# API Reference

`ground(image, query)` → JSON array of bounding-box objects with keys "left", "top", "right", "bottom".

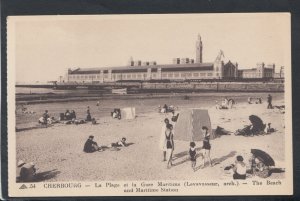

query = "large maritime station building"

[{"left": 65, "top": 35, "right": 276, "bottom": 83}]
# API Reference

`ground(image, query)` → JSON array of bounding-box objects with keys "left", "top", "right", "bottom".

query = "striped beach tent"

[{"left": 174, "top": 109, "right": 214, "bottom": 141}]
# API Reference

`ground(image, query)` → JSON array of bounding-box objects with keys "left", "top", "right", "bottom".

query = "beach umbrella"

[
  {"left": 251, "top": 149, "right": 275, "bottom": 166},
  {"left": 249, "top": 115, "right": 265, "bottom": 130}
]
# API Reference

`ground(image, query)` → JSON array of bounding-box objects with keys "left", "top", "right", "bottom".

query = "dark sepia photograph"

[{"left": 7, "top": 13, "right": 292, "bottom": 196}]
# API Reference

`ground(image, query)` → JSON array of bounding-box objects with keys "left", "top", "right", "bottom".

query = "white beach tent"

[{"left": 121, "top": 107, "right": 136, "bottom": 119}]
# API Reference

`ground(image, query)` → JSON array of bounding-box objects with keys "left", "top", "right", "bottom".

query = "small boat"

[{"left": 112, "top": 88, "right": 127, "bottom": 95}]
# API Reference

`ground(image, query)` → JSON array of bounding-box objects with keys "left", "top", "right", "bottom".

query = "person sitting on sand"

[
  {"left": 83, "top": 135, "right": 102, "bottom": 153},
  {"left": 248, "top": 97, "right": 252, "bottom": 104},
  {"left": 265, "top": 123, "right": 275, "bottom": 134},
  {"left": 65, "top": 110, "right": 71, "bottom": 120},
  {"left": 232, "top": 155, "right": 247, "bottom": 180},
  {"left": 16, "top": 160, "right": 37, "bottom": 182},
  {"left": 111, "top": 137, "right": 127, "bottom": 147},
  {"left": 256, "top": 98, "right": 262, "bottom": 104},
  {"left": 70, "top": 110, "right": 76, "bottom": 120},
  {"left": 163, "top": 104, "right": 168, "bottom": 113},
  {"left": 42, "top": 110, "right": 49, "bottom": 124},
  {"left": 112, "top": 109, "right": 121, "bottom": 119},
  {"left": 189, "top": 142, "right": 197, "bottom": 171}
]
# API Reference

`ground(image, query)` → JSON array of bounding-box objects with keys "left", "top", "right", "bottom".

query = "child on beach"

[
  {"left": 200, "top": 126, "right": 212, "bottom": 168},
  {"left": 189, "top": 142, "right": 197, "bottom": 171}
]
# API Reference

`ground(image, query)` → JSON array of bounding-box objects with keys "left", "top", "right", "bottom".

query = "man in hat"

[
  {"left": 83, "top": 135, "right": 102, "bottom": 153},
  {"left": 17, "top": 160, "right": 37, "bottom": 182}
]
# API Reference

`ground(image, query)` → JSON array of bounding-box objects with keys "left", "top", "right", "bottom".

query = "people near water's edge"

[
  {"left": 216, "top": 97, "right": 234, "bottom": 109},
  {"left": 111, "top": 137, "right": 127, "bottom": 147},
  {"left": 267, "top": 94, "right": 273, "bottom": 109},
  {"left": 86, "top": 106, "right": 92, "bottom": 121},
  {"left": 200, "top": 126, "right": 212, "bottom": 168},
  {"left": 83, "top": 135, "right": 102, "bottom": 153},
  {"left": 17, "top": 160, "right": 37, "bottom": 182},
  {"left": 163, "top": 104, "right": 168, "bottom": 113},
  {"left": 232, "top": 155, "right": 247, "bottom": 180},
  {"left": 41, "top": 110, "right": 49, "bottom": 125},
  {"left": 165, "top": 123, "right": 174, "bottom": 169},
  {"left": 248, "top": 97, "right": 262, "bottom": 104},
  {"left": 189, "top": 142, "right": 197, "bottom": 171},
  {"left": 112, "top": 109, "right": 121, "bottom": 119},
  {"left": 65, "top": 110, "right": 71, "bottom": 120},
  {"left": 160, "top": 118, "right": 169, "bottom": 161},
  {"left": 70, "top": 110, "right": 76, "bottom": 120}
]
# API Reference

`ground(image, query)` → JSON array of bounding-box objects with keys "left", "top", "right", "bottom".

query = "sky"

[{"left": 8, "top": 13, "right": 290, "bottom": 83}]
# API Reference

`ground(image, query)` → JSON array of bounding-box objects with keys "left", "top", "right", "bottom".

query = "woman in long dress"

[{"left": 159, "top": 118, "right": 169, "bottom": 161}]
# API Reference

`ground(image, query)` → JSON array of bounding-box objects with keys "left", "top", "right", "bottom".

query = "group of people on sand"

[
  {"left": 158, "top": 104, "right": 176, "bottom": 113},
  {"left": 215, "top": 97, "right": 235, "bottom": 109},
  {"left": 248, "top": 94, "right": 272, "bottom": 108},
  {"left": 160, "top": 118, "right": 212, "bottom": 170},
  {"left": 38, "top": 110, "right": 59, "bottom": 126},
  {"left": 62, "top": 109, "right": 76, "bottom": 120},
  {"left": 38, "top": 106, "right": 97, "bottom": 127},
  {"left": 83, "top": 135, "right": 127, "bottom": 153},
  {"left": 235, "top": 115, "right": 275, "bottom": 137}
]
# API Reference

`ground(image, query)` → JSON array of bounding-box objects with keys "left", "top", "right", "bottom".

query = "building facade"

[
  {"left": 64, "top": 36, "right": 276, "bottom": 83},
  {"left": 238, "top": 63, "right": 275, "bottom": 79}
]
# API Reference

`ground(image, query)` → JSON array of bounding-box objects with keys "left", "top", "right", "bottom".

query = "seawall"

[{"left": 140, "top": 82, "right": 284, "bottom": 92}]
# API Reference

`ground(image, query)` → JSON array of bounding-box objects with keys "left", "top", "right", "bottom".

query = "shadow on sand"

[
  {"left": 101, "top": 142, "right": 135, "bottom": 151},
  {"left": 172, "top": 150, "right": 237, "bottom": 168},
  {"left": 35, "top": 169, "right": 61, "bottom": 182},
  {"left": 211, "top": 151, "right": 237, "bottom": 165},
  {"left": 16, "top": 169, "right": 61, "bottom": 183},
  {"left": 16, "top": 124, "right": 53, "bottom": 132},
  {"left": 172, "top": 148, "right": 202, "bottom": 167},
  {"left": 269, "top": 168, "right": 285, "bottom": 175}
]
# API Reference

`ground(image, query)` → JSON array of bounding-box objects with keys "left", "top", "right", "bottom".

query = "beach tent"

[
  {"left": 121, "top": 107, "right": 136, "bottom": 119},
  {"left": 174, "top": 109, "right": 214, "bottom": 141}
]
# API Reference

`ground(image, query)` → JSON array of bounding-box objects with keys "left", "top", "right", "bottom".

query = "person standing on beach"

[
  {"left": 160, "top": 118, "right": 169, "bottom": 161},
  {"left": 267, "top": 94, "right": 273, "bottom": 109},
  {"left": 200, "top": 126, "right": 212, "bottom": 168},
  {"left": 189, "top": 142, "right": 197, "bottom": 171},
  {"left": 42, "top": 110, "right": 50, "bottom": 126},
  {"left": 86, "top": 106, "right": 92, "bottom": 121},
  {"left": 165, "top": 123, "right": 174, "bottom": 169}
]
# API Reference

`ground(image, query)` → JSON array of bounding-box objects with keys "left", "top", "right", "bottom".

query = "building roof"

[{"left": 69, "top": 62, "right": 214, "bottom": 74}]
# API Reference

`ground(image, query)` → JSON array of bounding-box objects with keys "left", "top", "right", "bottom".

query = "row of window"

[{"left": 68, "top": 72, "right": 216, "bottom": 80}]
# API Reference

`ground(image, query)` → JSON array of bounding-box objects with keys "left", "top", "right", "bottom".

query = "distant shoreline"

[{"left": 16, "top": 91, "right": 284, "bottom": 105}]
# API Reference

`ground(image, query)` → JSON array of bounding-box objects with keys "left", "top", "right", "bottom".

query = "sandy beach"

[{"left": 16, "top": 93, "right": 285, "bottom": 181}]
